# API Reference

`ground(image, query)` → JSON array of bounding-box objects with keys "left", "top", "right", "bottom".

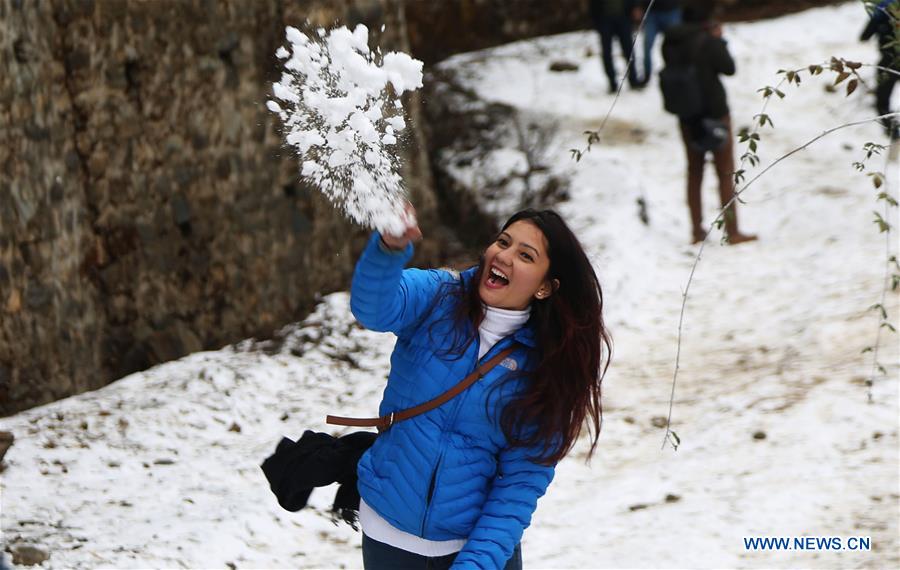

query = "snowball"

[
  {"left": 268, "top": 24, "right": 424, "bottom": 233},
  {"left": 272, "top": 82, "right": 299, "bottom": 103},
  {"left": 386, "top": 116, "right": 405, "bottom": 131},
  {"left": 286, "top": 129, "right": 325, "bottom": 152},
  {"left": 382, "top": 52, "right": 423, "bottom": 94},
  {"left": 286, "top": 26, "right": 305, "bottom": 46}
]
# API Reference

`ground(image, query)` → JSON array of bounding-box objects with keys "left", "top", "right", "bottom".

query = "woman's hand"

[{"left": 381, "top": 203, "right": 422, "bottom": 250}]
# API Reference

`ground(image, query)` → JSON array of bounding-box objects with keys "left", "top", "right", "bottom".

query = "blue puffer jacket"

[{"left": 350, "top": 232, "right": 556, "bottom": 570}]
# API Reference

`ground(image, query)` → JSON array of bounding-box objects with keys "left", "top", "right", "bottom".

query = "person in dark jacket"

[
  {"left": 663, "top": 1, "right": 757, "bottom": 244},
  {"left": 636, "top": 0, "right": 682, "bottom": 84},
  {"left": 590, "top": 0, "right": 643, "bottom": 92},
  {"left": 351, "top": 208, "right": 612, "bottom": 569},
  {"left": 860, "top": 0, "right": 900, "bottom": 139}
]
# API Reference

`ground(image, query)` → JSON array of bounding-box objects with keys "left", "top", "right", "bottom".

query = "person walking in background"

[
  {"left": 662, "top": 0, "right": 757, "bottom": 244},
  {"left": 636, "top": 0, "right": 682, "bottom": 85},
  {"left": 590, "top": 0, "right": 643, "bottom": 93},
  {"left": 860, "top": 0, "right": 900, "bottom": 140}
]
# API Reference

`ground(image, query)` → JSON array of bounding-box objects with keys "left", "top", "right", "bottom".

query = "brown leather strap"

[{"left": 326, "top": 346, "right": 518, "bottom": 433}]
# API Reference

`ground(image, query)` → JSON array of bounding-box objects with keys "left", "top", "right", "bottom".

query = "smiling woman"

[
  {"left": 480, "top": 221, "right": 558, "bottom": 311},
  {"left": 351, "top": 206, "right": 612, "bottom": 569}
]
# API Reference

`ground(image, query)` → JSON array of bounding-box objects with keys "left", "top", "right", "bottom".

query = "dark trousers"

[
  {"left": 362, "top": 533, "right": 523, "bottom": 570},
  {"left": 595, "top": 16, "right": 640, "bottom": 89},
  {"left": 679, "top": 115, "right": 740, "bottom": 238},
  {"left": 876, "top": 57, "right": 898, "bottom": 136}
]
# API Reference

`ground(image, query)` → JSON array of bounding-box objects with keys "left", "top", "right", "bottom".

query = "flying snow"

[{"left": 268, "top": 24, "right": 424, "bottom": 236}]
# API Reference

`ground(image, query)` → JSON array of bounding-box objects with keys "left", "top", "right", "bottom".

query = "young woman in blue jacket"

[{"left": 350, "top": 208, "right": 612, "bottom": 569}]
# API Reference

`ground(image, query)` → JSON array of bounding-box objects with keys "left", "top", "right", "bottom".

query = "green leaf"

[
  {"left": 845, "top": 60, "right": 863, "bottom": 70},
  {"left": 830, "top": 57, "right": 844, "bottom": 72},
  {"left": 864, "top": 142, "right": 886, "bottom": 158},
  {"left": 835, "top": 71, "right": 851, "bottom": 85},
  {"left": 874, "top": 211, "right": 891, "bottom": 232},
  {"left": 774, "top": 89, "right": 786, "bottom": 99},
  {"left": 861, "top": 346, "right": 874, "bottom": 354},
  {"left": 847, "top": 79, "right": 859, "bottom": 96},
  {"left": 877, "top": 363, "right": 887, "bottom": 375},
  {"left": 891, "top": 274, "right": 900, "bottom": 291},
  {"left": 749, "top": 139, "right": 758, "bottom": 152},
  {"left": 870, "top": 303, "right": 888, "bottom": 319},
  {"left": 870, "top": 172, "right": 885, "bottom": 189},
  {"left": 808, "top": 64, "right": 823, "bottom": 75},
  {"left": 877, "top": 192, "right": 899, "bottom": 207},
  {"left": 881, "top": 322, "right": 897, "bottom": 332}
]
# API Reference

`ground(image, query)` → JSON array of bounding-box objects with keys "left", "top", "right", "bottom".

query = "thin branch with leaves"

[{"left": 661, "top": 60, "right": 900, "bottom": 450}]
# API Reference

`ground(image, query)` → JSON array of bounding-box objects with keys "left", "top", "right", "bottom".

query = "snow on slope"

[{"left": 1, "top": 2, "right": 897, "bottom": 568}]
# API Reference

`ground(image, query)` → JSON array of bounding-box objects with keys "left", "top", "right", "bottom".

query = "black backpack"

[{"left": 659, "top": 29, "right": 705, "bottom": 119}]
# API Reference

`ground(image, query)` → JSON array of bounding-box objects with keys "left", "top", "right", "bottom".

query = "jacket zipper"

[
  {"left": 420, "top": 454, "right": 443, "bottom": 535},
  {"left": 419, "top": 335, "right": 515, "bottom": 537}
]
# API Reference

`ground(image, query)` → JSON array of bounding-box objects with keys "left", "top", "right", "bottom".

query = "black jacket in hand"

[{"left": 260, "top": 430, "right": 377, "bottom": 528}]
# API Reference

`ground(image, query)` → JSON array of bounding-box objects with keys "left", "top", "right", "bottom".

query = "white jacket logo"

[{"left": 500, "top": 357, "right": 518, "bottom": 371}]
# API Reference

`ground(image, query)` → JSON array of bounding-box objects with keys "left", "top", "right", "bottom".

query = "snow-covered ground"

[{"left": 2, "top": 2, "right": 898, "bottom": 568}]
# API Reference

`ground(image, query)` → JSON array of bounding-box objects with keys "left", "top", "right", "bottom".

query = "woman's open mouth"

[{"left": 485, "top": 266, "right": 510, "bottom": 289}]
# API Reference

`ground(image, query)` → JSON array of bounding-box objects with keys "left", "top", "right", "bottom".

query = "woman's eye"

[
  {"left": 497, "top": 238, "right": 508, "bottom": 247},
  {"left": 521, "top": 252, "right": 533, "bottom": 262}
]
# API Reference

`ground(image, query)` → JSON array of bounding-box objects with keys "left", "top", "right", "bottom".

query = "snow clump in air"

[{"left": 268, "top": 24, "right": 424, "bottom": 235}]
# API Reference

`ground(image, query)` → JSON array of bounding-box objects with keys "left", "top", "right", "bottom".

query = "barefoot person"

[
  {"left": 663, "top": 0, "right": 757, "bottom": 244},
  {"left": 350, "top": 208, "right": 611, "bottom": 569}
]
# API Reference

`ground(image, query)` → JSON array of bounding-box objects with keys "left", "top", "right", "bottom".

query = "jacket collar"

[{"left": 460, "top": 267, "right": 538, "bottom": 349}]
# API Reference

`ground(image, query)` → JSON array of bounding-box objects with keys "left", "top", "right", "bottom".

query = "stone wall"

[
  {"left": 403, "top": 0, "right": 846, "bottom": 65},
  {"left": 0, "top": 0, "right": 847, "bottom": 415},
  {"left": 0, "top": 0, "right": 440, "bottom": 415},
  {"left": 405, "top": 0, "right": 590, "bottom": 65}
]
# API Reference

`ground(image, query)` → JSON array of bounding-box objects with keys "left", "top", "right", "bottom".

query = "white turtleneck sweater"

[{"left": 359, "top": 303, "right": 532, "bottom": 555}]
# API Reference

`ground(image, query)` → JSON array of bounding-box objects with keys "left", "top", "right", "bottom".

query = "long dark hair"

[{"left": 431, "top": 209, "right": 612, "bottom": 465}]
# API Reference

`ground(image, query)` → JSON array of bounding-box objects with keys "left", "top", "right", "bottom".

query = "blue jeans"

[
  {"left": 643, "top": 8, "right": 682, "bottom": 79},
  {"left": 362, "top": 534, "right": 523, "bottom": 570}
]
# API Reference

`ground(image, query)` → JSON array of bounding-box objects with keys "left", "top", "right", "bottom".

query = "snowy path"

[{"left": 1, "top": 3, "right": 898, "bottom": 569}]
